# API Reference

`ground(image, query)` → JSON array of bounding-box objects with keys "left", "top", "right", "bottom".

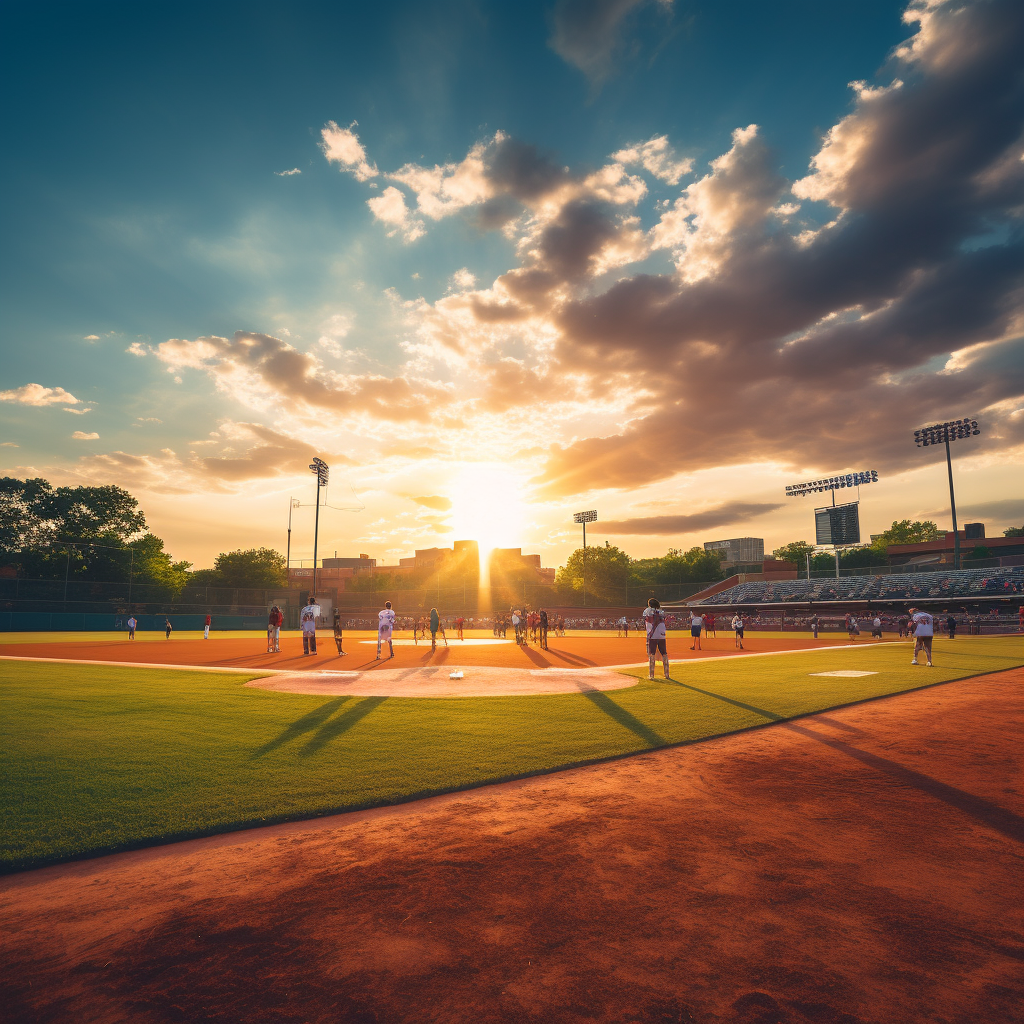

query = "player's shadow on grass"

[
  {"left": 300, "top": 696, "right": 388, "bottom": 756},
  {"left": 576, "top": 683, "right": 665, "bottom": 747},
  {"left": 252, "top": 698, "right": 352, "bottom": 757},
  {"left": 664, "top": 675, "right": 1024, "bottom": 844}
]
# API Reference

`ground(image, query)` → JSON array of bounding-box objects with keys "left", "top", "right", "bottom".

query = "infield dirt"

[
  {"left": 0, "top": 631, "right": 834, "bottom": 673},
  {"left": 1, "top": 667, "right": 1020, "bottom": 1024}
]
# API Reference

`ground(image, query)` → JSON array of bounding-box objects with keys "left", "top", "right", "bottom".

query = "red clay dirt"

[
  {"left": 2, "top": 668, "right": 1021, "bottom": 1024},
  {"left": 0, "top": 631, "right": 834, "bottom": 672}
]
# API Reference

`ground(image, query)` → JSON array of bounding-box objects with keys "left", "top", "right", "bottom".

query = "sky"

[{"left": 1, "top": 0, "right": 1022, "bottom": 570}]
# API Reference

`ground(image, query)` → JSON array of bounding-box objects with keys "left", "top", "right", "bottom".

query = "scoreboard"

[{"left": 815, "top": 502, "right": 861, "bottom": 547}]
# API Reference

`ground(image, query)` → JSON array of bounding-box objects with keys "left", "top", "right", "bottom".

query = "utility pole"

[{"left": 286, "top": 497, "right": 300, "bottom": 570}]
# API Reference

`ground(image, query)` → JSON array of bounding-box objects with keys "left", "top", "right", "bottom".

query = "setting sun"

[{"left": 447, "top": 464, "right": 531, "bottom": 557}]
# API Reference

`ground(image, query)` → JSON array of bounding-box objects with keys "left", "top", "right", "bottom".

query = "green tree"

[
  {"left": 966, "top": 545, "right": 992, "bottom": 560},
  {"left": 193, "top": 548, "right": 287, "bottom": 589},
  {"left": 871, "top": 520, "right": 940, "bottom": 553},
  {"left": 772, "top": 541, "right": 816, "bottom": 566},
  {"left": 1004, "top": 525, "right": 1024, "bottom": 537},
  {"left": 555, "top": 543, "right": 630, "bottom": 603}
]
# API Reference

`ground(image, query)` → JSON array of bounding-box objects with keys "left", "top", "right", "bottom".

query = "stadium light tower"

[
  {"left": 573, "top": 510, "right": 597, "bottom": 607},
  {"left": 913, "top": 417, "right": 980, "bottom": 571},
  {"left": 308, "top": 458, "right": 329, "bottom": 595}
]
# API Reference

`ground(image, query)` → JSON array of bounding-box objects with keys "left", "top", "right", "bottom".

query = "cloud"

[
  {"left": 593, "top": 502, "right": 785, "bottom": 535},
  {"left": 613, "top": 135, "right": 693, "bottom": 185},
  {"left": 411, "top": 495, "right": 453, "bottom": 511},
  {"left": 320, "top": 121, "right": 378, "bottom": 182},
  {"left": 71, "top": 431, "right": 99, "bottom": 440},
  {"left": 447, "top": 268, "right": 477, "bottom": 292},
  {"left": 0, "top": 384, "right": 79, "bottom": 406},
  {"left": 275, "top": 168, "right": 302, "bottom": 176},
  {"left": 366, "top": 186, "right": 424, "bottom": 242},
  {"left": 548, "top": 0, "right": 672, "bottom": 85},
  {"left": 1, "top": 442, "right": 19, "bottom": 447},
  {"left": 63, "top": 407, "right": 93, "bottom": 415},
  {"left": 83, "top": 334, "right": 100, "bottom": 340},
  {"left": 528, "top": 0, "right": 1024, "bottom": 495},
  {"left": 317, "top": 312, "right": 354, "bottom": 357},
  {"left": 126, "top": 341, "right": 148, "bottom": 356},
  {"left": 136, "top": 417, "right": 162, "bottom": 423},
  {"left": 154, "top": 330, "right": 451, "bottom": 423}
]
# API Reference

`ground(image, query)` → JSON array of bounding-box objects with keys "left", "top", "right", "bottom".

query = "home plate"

[{"left": 809, "top": 670, "right": 879, "bottom": 678}]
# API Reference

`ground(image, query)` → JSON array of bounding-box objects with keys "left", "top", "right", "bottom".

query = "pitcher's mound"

[{"left": 245, "top": 666, "right": 639, "bottom": 697}]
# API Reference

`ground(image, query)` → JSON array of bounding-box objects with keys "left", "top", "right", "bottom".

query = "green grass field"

[{"left": 1, "top": 636, "right": 1020, "bottom": 873}]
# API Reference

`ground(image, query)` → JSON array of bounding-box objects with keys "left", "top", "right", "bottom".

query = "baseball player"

[{"left": 377, "top": 601, "right": 396, "bottom": 659}]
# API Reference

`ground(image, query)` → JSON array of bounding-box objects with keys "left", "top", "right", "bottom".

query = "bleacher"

[{"left": 690, "top": 566, "right": 1024, "bottom": 607}]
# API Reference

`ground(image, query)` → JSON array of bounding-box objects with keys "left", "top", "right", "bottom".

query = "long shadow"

[
  {"left": 576, "top": 683, "right": 665, "bottom": 746},
  {"left": 252, "top": 698, "right": 351, "bottom": 758},
  {"left": 300, "top": 696, "right": 389, "bottom": 756},
  {"left": 783, "top": 721, "right": 1024, "bottom": 844},
  {"left": 665, "top": 676, "right": 1024, "bottom": 844},
  {"left": 663, "top": 676, "right": 784, "bottom": 722},
  {"left": 518, "top": 645, "right": 551, "bottom": 668},
  {"left": 545, "top": 647, "right": 596, "bottom": 667}
]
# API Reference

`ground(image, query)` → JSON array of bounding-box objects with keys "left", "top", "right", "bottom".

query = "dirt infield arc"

[
  {"left": 0, "top": 630, "right": 839, "bottom": 674},
  {"left": 1, "top": 668, "right": 1020, "bottom": 1024}
]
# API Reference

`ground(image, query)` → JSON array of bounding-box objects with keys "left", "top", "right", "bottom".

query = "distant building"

[
  {"left": 887, "top": 525, "right": 1024, "bottom": 566},
  {"left": 704, "top": 537, "right": 764, "bottom": 564},
  {"left": 322, "top": 554, "right": 376, "bottom": 571}
]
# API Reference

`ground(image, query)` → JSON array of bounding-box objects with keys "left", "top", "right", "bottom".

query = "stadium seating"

[{"left": 691, "top": 566, "right": 1024, "bottom": 606}]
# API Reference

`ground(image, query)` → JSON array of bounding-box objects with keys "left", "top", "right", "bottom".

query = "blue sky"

[{"left": 1, "top": 0, "right": 1021, "bottom": 567}]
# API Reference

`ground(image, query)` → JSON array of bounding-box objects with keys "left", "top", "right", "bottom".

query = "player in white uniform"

[
  {"left": 643, "top": 598, "right": 670, "bottom": 680},
  {"left": 377, "top": 600, "right": 396, "bottom": 660},
  {"left": 909, "top": 606, "right": 934, "bottom": 666},
  {"left": 300, "top": 596, "right": 320, "bottom": 655}
]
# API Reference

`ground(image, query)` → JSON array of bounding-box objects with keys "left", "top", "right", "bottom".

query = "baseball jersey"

[
  {"left": 378, "top": 608, "right": 396, "bottom": 637},
  {"left": 643, "top": 607, "right": 666, "bottom": 639},
  {"left": 300, "top": 604, "right": 320, "bottom": 633},
  {"left": 912, "top": 611, "right": 933, "bottom": 636}
]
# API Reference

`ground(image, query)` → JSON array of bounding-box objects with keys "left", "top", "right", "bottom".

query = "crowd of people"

[{"left": 693, "top": 566, "right": 1024, "bottom": 607}]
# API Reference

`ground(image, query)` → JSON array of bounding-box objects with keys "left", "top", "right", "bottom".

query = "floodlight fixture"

[
  {"left": 914, "top": 419, "right": 979, "bottom": 447},
  {"left": 912, "top": 417, "right": 981, "bottom": 570},
  {"left": 785, "top": 470, "right": 878, "bottom": 499},
  {"left": 572, "top": 510, "right": 597, "bottom": 606}
]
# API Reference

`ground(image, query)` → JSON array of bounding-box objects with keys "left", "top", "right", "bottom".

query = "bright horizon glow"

[{"left": 447, "top": 464, "right": 531, "bottom": 559}]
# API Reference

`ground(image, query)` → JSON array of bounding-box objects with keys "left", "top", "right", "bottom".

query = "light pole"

[
  {"left": 573, "top": 510, "right": 597, "bottom": 607},
  {"left": 308, "top": 458, "right": 329, "bottom": 595},
  {"left": 286, "top": 497, "right": 301, "bottom": 571},
  {"left": 914, "top": 418, "right": 980, "bottom": 570}
]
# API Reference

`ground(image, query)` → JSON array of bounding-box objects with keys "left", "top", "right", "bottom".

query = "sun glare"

[{"left": 447, "top": 464, "right": 529, "bottom": 558}]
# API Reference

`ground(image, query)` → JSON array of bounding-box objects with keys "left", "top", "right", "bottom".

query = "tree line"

[
  {"left": 0, "top": 477, "right": 285, "bottom": 594},
  {"left": 3, "top": 477, "right": 1019, "bottom": 596}
]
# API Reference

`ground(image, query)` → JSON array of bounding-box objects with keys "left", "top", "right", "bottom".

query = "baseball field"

[{"left": 1, "top": 631, "right": 1021, "bottom": 1022}]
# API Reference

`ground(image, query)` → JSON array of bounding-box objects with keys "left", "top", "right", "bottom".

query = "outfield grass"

[{"left": 1, "top": 636, "right": 1020, "bottom": 872}]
